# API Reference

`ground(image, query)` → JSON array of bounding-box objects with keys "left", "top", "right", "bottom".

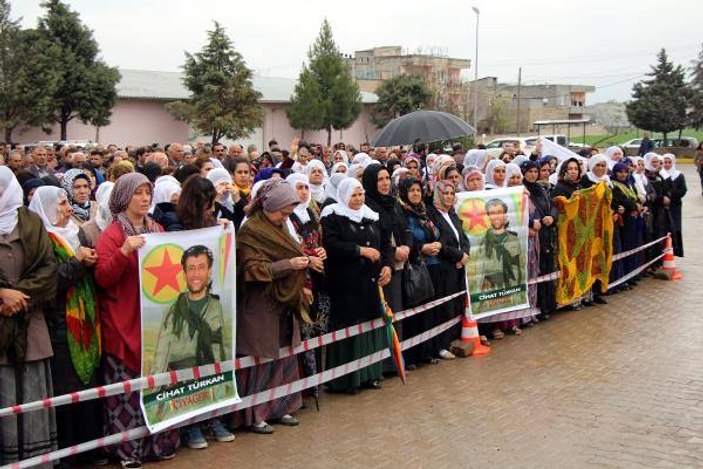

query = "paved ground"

[{"left": 156, "top": 164, "right": 703, "bottom": 469}]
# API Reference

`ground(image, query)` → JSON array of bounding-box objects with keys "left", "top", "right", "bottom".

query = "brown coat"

[{"left": 236, "top": 211, "right": 305, "bottom": 359}]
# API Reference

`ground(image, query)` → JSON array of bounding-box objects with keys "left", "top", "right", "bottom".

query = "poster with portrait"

[
  {"left": 455, "top": 186, "right": 530, "bottom": 319},
  {"left": 138, "top": 225, "right": 239, "bottom": 433}
]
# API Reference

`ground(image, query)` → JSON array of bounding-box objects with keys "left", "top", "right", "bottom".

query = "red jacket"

[{"left": 95, "top": 221, "right": 162, "bottom": 373}]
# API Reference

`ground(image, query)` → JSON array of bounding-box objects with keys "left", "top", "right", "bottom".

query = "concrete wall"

[{"left": 15, "top": 98, "right": 379, "bottom": 149}]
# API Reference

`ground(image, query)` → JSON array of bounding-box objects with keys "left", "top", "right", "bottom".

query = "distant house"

[{"left": 16, "top": 69, "right": 379, "bottom": 148}]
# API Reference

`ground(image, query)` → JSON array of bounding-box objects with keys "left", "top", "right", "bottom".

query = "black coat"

[
  {"left": 152, "top": 202, "right": 183, "bottom": 232},
  {"left": 551, "top": 180, "right": 580, "bottom": 199},
  {"left": 428, "top": 206, "right": 471, "bottom": 266},
  {"left": 322, "top": 212, "right": 393, "bottom": 323}
]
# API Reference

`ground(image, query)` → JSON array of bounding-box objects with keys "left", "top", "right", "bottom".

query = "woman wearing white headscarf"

[
  {"left": 581, "top": 154, "right": 611, "bottom": 188},
  {"left": 320, "top": 173, "right": 346, "bottom": 209},
  {"left": 305, "top": 159, "right": 328, "bottom": 205},
  {"left": 28, "top": 186, "right": 104, "bottom": 461},
  {"left": 662, "top": 153, "right": 686, "bottom": 256},
  {"left": 330, "top": 162, "right": 348, "bottom": 176},
  {"left": 285, "top": 173, "right": 329, "bottom": 398},
  {"left": 604, "top": 146, "right": 624, "bottom": 170},
  {"left": 321, "top": 178, "right": 389, "bottom": 394},
  {"left": 81, "top": 181, "right": 114, "bottom": 248},
  {"left": 150, "top": 179, "right": 182, "bottom": 232},
  {"left": 484, "top": 159, "right": 507, "bottom": 189},
  {"left": 0, "top": 167, "right": 58, "bottom": 465},
  {"left": 504, "top": 163, "right": 523, "bottom": 187}
]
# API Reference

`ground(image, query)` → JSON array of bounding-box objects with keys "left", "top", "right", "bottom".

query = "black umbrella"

[{"left": 371, "top": 110, "right": 476, "bottom": 147}]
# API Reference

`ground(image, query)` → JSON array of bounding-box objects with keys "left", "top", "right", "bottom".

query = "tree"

[
  {"left": 38, "top": 0, "right": 119, "bottom": 140},
  {"left": 689, "top": 43, "right": 703, "bottom": 130},
  {"left": 286, "top": 67, "right": 324, "bottom": 138},
  {"left": 167, "top": 22, "right": 263, "bottom": 145},
  {"left": 372, "top": 74, "right": 433, "bottom": 127},
  {"left": 0, "top": 1, "right": 60, "bottom": 142},
  {"left": 625, "top": 49, "right": 689, "bottom": 140},
  {"left": 289, "top": 19, "right": 361, "bottom": 145}
]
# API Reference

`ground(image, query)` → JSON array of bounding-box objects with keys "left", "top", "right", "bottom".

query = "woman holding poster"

[
  {"left": 95, "top": 173, "right": 179, "bottom": 468},
  {"left": 428, "top": 181, "right": 470, "bottom": 359}
]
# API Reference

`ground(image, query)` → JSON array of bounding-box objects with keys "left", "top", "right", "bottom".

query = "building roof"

[{"left": 117, "top": 69, "right": 378, "bottom": 103}]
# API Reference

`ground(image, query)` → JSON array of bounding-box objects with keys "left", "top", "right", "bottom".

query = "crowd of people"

[{"left": 0, "top": 136, "right": 686, "bottom": 468}]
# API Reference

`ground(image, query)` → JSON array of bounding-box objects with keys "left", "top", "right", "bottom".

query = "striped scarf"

[{"left": 49, "top": 232, "right": 101, "bottom": 385}]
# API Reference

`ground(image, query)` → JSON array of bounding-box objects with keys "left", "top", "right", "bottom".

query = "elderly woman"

[
  {"left": 150, "top": 178, "right": 182, "bottom": 232},
  {"left": 62, "top": 168, "right": 97, "bottom": 225},
  {"left": 80, "top": 181, "right": 114, "bottom": 248},
  {"left": 95, "top": 173, "right": 179, "bottom": 467},
  {"left": 206, "top": 168, "right": 241, "bottom": 228},
  {"left": 662, "top": 154, "right": 686, "bottom": 257},
  {"left": 234, "top": 180, "right": 308, "bottom": 434},
  {"left": 305, "top": 159, "right": 328, "bottom": 204},
  {"left": 28, "top": 186, "right": 103, "bottom": 464},
  {"left": 285, "top": 173, "right": 329, "bottom": 400},
  {"left": 322, "top": 178, "right": 391, "bottom": 393},
  {"left": 484, "top": 160, "right": 507, "bottom": 189},
  {"left": 0, "top": 168, "right": 58, "bottom": 466}
]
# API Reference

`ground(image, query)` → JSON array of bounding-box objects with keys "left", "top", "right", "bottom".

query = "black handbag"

[{"left": 402, "top": 258, "right": 435, "bottom": 307}]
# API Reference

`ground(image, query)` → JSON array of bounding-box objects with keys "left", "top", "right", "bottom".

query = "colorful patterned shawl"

[
  {"left": 49, "top": 232, "right": 101, "bottom": 384},
  {"left": 554, "top": 182, "right": 614, "bottom": 306}
]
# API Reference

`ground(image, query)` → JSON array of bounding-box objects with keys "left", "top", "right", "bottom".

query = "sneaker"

[
  {"left": 206, "top": 419, "right": 235, "bottom": 442},
  {"left": 185, "top": 426, "right": 208, "bottom": 449},
  {"left": 438, "top": 349, "right": 456, "bottom": 360}
]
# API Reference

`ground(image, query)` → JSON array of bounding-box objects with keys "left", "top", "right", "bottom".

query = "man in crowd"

[
  {"left": 6, "top": 150, "right": 23, "bottom": 173},
  {"left": 27, "top": 146, "right": 56, "bottom": 178},
  {"left": 167, "top": 142, "right": 184, "bottom": 167},
  {"left": 228, "top": 144, "right": 244, "bottom": 160},
  {"left": 212, "top": 143, "right": 227, "bottom": 161},
  {"left": 246, "top": 144, "right": 259, "bottom": 161}
]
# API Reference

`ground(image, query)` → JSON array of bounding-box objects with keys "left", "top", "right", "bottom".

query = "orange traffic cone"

[
  {"left": 661, "top": 233, "right": 682, "bottom": 280},
  {"left": 460, "top": 315, "right": 491, "bottom": 356}
]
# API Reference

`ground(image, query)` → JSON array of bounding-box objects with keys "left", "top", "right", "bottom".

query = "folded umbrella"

[{"left": 378, "top": 285, "right": 407, "bottom": 385}]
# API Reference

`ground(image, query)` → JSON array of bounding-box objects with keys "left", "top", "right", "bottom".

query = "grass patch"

[{"left": 571, "top": 128, "right": 703, "bottom": 147}]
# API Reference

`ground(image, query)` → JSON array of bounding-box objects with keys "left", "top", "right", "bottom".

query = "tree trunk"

[
  {"left": 60, "top": 118, "right": 68, "bottom": 141},
  {"left": 326, "top": 126, "right": 332, "bottom": 146},
  {"left": 4, "top": 126, "right": 12, "bottom": 144},
  {"left": 301, "top": 130, "right": 305, "bottom": 139}
]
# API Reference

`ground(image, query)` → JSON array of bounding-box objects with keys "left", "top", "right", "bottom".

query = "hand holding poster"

[
  {"left": 455, "top": 186, "right": 530, "bottom": 319},
  {"left": 139, "top": 225, "right": 239, "bottom": 433}
]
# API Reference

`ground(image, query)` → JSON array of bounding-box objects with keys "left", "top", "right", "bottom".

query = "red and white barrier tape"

[
  {"left": 527, "top": 235, "right": 667, "bottom": 286},
  {"left": 7, "top": 316, "right": 462, "bottom": 469},
  {"left": 608, "top": 253, "right": 665, "bottom": 290},
  {"left": 0, "top": 291, "right": 466, "bottom": 419}
]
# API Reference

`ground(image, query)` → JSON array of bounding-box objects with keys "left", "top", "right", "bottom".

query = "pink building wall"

[{"left": 14, "top": 99, "right": 379, "bottom": 149}]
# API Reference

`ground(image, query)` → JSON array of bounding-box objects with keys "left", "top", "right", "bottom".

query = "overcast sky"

[{"left": 13, "top": 0, "right": 703, "bottom": 104}]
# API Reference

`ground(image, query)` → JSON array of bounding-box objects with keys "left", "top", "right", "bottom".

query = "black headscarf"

[
  {"left": 143, "top": 161, "right": 162, "bottom": 183},
  {"left": 362, "top": 164, "right": 408, "bottom": 244},
  {"left": 398, "top": 177, "right": 437, "bottom": 239},
  {"left": 362, "top": 165, "right": 395, "bottom": 211},
  {"left": 22, "top": 178, "right": 44, "bottom": 206}
]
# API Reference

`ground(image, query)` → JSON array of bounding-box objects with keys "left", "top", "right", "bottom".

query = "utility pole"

[
  {"left": 472, "top": 6, "right": 480, "bottom": 136},
  {"left": 516, "top": 67, "right": 522, "bottom": 137}
]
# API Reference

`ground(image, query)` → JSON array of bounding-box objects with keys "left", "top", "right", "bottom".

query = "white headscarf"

[
  {"left": 347, "top": 164, "right": 363, "bottom": 181},
  {"left": 95, "top": 182, "right": 114, "bottom": 231},
  {"left": 391, "top": 167, "right": 410, "bottom": 186},
  {"left": 154, "top": 175, "right": 180, "bottom": 187},
  {"left": 0, "top": 167, "right": 22, "bottom": 235},
  {"left": 28, "top": 186, "right": 81, "bottom": 252},
  {"left": 320, "top": 177, "right": 378, "bottom": 223},
  {"left": 286, "top": 173, "right": 311, "bottom": 224},
  {"left": 305, "top": 159, "right": 328, "bottom": 203},
  {"left": 152, "top": 180, "right": 181, "bottom": 207},
  {"left": 504, "top": 163, "right": 523, "bottom": 187},
  {"left": 604, "top": 146, "right": 624, "bottom": 170},
  {"left": 330, "top": 162, "right": 348, "bottom": 175},
  {"left": 662, "top": 153, "right": 681, "bottom": 180},
  {"left": 484, "top": 159, "right": 506, "bottom": 188},
  {"left": 644, "top": 152, "right": 663, "bottom": 172},
  {"left": 586, "top": 154, "right": 611, "bottom": 184},
  {"left": 351, "top": 152, "right": 373, "bottom": 167},
  {"left": 323, "top": 173, "right": 346, "bottom": 203},
  {"left": 207, "top": 168, "right": 234, "bottom": 211},
  {"left": 424, "top": 153, "right": 438, "bottom": 181},
  {"left": 333, "top": 150, "right": 349, "bottom": 165},
  {"left": 463, "top": 149, "right": 488, "bottom": 169}
]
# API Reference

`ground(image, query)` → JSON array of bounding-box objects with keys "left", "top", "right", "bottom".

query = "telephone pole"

[{"left": 516, "top": 67, "right": 522, "bottom": 137}]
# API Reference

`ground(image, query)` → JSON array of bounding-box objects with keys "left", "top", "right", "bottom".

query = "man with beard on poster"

[{"left": 151, "top": 245, "right": 227, "bottom": 374}]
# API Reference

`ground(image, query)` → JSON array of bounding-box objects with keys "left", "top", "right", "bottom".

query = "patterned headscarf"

[
  {"left": 61, "top": 168, "right": 92, "bottom": 222},
  {"left": 109, "top": 172, "right": 158, "bottom": 236},
  {"left": 433, "top": 180, "right": 455, "bottom": 213}
]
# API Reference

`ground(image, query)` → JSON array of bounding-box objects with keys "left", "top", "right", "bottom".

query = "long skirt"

[
  {"left": 0, "top": 360, "right": 57, "bottom": 467},
  {"left": 301, "top": 286, "right": 331, "bottom": 398},
  {"left": 403, "top": 263, "right": 440, "bottom": 365},
  {"left": 609, "top": 223, "right": 624, "bottom": 288},
  {"left": 325, "top": 318, "right": 383, "bottom": 393},
  {"left": 102, "top": 354, "right": 180, "bottom": 462},
  {"left": 50, "top": 340, "right": 102, "bottom": 459},
  {"left": 430, "top": 263, "right": 463, "bottom": 351},
  {"left": 231, "top": 357, "right": 302, "bottom": 428},
  {"left": 538, "top": 226, "right": 558, "bottom": 314},
  {"left": 620, "top": 214, "right": 642, "bottom": 277}
]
